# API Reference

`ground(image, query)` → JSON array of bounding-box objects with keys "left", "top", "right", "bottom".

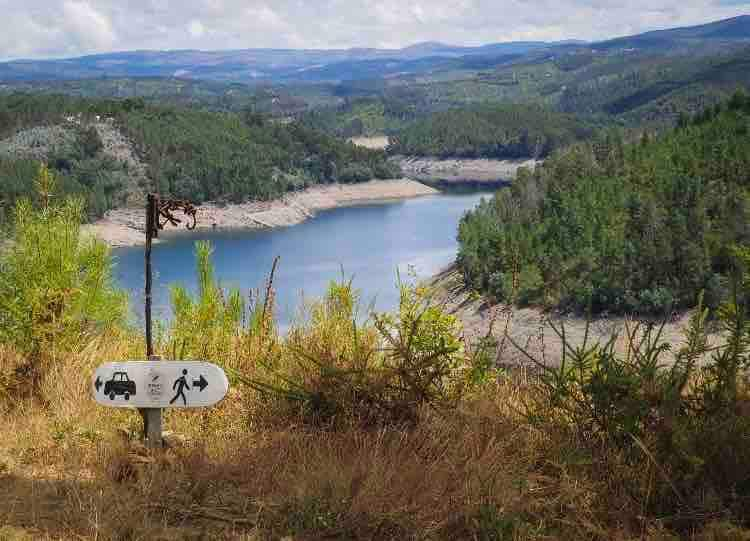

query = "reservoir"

[{"left": 113, "top": 191, "right": 490, "bottom": 329}]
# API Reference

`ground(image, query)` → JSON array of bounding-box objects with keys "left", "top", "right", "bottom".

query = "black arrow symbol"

[
  {"left": 94, "top": 376, "right": 103, "bottom": 393},
  {"left": 193, "top": 375, "right": 208, "bottom": 392}
]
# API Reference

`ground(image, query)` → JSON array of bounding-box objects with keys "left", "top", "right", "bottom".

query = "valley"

[{"left": 3, "top": 13, "right": 750, "bottom": 541}]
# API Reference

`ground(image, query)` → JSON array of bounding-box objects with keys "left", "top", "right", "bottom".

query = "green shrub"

[
  {"left": 235, "top": 274, "right": 478, "bottom": 426},
  {"left": 337, "top": 163, "right": 373, "bottom": 183},
  {"left": 0, "top": 165, "right": 126, "bottom": 387},
  {"left": 77, "top": 125, "right": 103, "bottom": 158},
  {"left": 512, "top": 259, "right": 750, "bottom": 525},
  {"left": 637, "top": 286, "right": 676, "bottom": 315},
  {"left": 372, "top": 279, "right": 468, "bottom": 416}
]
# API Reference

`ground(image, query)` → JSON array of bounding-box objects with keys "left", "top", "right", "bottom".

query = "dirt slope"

[{"left": 429, "top": 265, "right": 724, "bottom": 369}]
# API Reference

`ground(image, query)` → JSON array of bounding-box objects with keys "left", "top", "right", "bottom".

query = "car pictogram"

[{"left": 103, "top": 372, "right": 136, "bottom": 401}]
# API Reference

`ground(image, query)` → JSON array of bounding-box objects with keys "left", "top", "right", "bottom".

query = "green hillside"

[
  {"left": 387, "top": 105, "right": 598, "bottom": 159},
  {"left": 119, "top": 105, "right": 399, "bottom": 202},
  {"left": 457, "top": 92, "right": 750, "bottom": 314},
  {"left": 0, "top": 93, "right": 399, "bottom": 223}
]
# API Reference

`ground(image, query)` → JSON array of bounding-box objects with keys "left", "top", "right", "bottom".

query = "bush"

[
  {"left": 512, "top": 265, "right": 750, "bottom": 526},
  {"left": 77, "top": 125, "right": 103, "bottom": 159},
  {"left": 337, "top": 163, "right": 373, "bottom": 184},
  {"left": 235, "top": 274, "right": 483, "bottom": 426},
  {"left": 168, "top": 241, "right": 246, "bottom": 362},
  {"left": 372, "top": 159, "right": 401, "bottom": 179},
  {"left": 0, "top": 165, "right": 126, "bottom": 389},
  {"left": 637, "top": 286, "right": 676, "bottom": 315}
]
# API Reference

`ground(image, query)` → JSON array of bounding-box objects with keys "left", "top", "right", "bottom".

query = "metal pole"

[
  {"left": 140, "top": 193, "right": 162, "bottom": 448},
  {"left": 145, "top": 193, "right": 156, "bottom": 356}
]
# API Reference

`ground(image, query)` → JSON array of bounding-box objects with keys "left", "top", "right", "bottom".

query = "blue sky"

[{"left": 0, "top": 0, "right": 747, "bottom": 60}]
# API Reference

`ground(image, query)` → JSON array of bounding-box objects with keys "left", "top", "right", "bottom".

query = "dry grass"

[
  {"left": 2, "top": 259, "right": 750, "bottom": 539},
  {"left": 2, "top": 330, "right": 749, "bottom": 541},
  {"left": 9, "top": 162, "right": 750, "bottom": 540}
]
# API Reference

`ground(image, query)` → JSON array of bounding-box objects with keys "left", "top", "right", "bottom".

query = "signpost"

[
  {"left": 92, "top": 361, "right": 229, "bottom": 409},
  {"left": 92, "top": 194, "right": 207, "bottom": 448}
]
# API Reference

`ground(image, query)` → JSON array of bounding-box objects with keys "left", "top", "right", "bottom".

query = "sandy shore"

[
  {"left": 83, "top": 179, "right": 438, "bottom": 247},
  {"left": 429, "top": 265, "right": 724, "bottom": 368}
]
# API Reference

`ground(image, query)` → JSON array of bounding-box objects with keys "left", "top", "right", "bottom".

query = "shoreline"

[
  {"left": 428, "top": 265, "right": 724, "bottom": 367},
  {"left": 82, "top": 178, "right": 439, "bottom": 248}
]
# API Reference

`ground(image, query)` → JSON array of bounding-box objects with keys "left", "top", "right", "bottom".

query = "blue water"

[{"left": 113, "top": 191, "right": 490, "bottom": 329}]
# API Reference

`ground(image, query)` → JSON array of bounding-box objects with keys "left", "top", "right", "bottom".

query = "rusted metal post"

[
  {"left": 137, "top": 194, "right": 198, "bottom": 448},
  {"left": 140, "top": 193, "right": 162, "bottom": 448},
  {"left": 140, "top": 353, "right": 163, "bottom": 447},
  {"left": 145, "top": 193, "right": 157, "bottom": 357}
]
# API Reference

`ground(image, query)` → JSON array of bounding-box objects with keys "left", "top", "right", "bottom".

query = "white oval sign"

[{"left": 92, "top": 361, "right": 229, "bottom": 408}]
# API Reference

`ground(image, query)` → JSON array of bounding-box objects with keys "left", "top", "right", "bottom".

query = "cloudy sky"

[{"left": 0, "top": 0, "right": 747, "bottom": 60}]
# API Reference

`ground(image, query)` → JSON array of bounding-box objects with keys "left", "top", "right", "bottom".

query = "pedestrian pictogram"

[
  {"left": 170, "top": 369, "right": 190, "bottom": 405},
  {"left": 91, "top": 361, "right": 228, "bottom": 409}
]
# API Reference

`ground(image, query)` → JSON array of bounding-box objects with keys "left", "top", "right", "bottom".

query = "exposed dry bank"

[
  {"left": 430, "top": 265, "right": 726, "bottom": 367},
  {"left": 82, "top": 178, "right": 438, "bottom": 247}
]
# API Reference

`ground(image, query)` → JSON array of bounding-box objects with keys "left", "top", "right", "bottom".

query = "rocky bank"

[{"left": 83, "top": 179, "right": 438, "bottom": 247}]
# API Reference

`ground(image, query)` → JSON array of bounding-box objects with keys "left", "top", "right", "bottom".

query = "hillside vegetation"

[
  {"left": 458, "top": 93, "right": 750, "bottom": 314},
  {"left": 0, "top": 119, "right": 137, "bottom": 221},
  {"left": 300, "top": 98, "right": 412, "bottom": 138},
  {"left": 388, "top": 105, "right": 598, "bottom": 159},
  {"left": 119, "top": 106, "right": 398, "bottom": 203},
  {"left": 5, "top": 170, "right": 750, "bottom": 538},
  {"left": 0, "top": 93, "right": 399, "bottom": 223},
  {"left": 288, "top": 47, "right": 750, "bottom": 159},
  {"left": 554, "top": 46, "right": 750, "bottom": 122}
]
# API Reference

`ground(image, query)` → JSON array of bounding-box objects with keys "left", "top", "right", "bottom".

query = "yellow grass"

[
  {"left": 2, "top": 235, "right": 749, "bottom": 539},
  {"left": 2, "top": 325, "right": 749, "bottom": 540}
]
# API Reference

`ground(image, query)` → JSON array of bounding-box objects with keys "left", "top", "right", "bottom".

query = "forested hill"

[
  {"left": 387, "top": 106, "right": 599, "bottom": 159},
  {"left": 457, "top": 93, "right": 750, "bottom": 315},
  {"left": 0, "top": 94, "right": 399, "bottom": 223},
  {"left": 117, "top": 106, "right": 399, "bottom": 202}
]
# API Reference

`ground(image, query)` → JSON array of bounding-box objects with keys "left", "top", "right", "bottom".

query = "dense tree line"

[
  {"left": 299, "top": 98, "right": 412, "bottom": 138},
  {"left": 457, "top": 93, "right": 750, "bottom": 314},
  {"left": 388, "top": 105, "right": 598, "bottom": 159},
  {"left": 0, "top": 94, "right": 400, "bottom": 224},
  {"left": 0, "top": 93, "right": 148, "bottom": 139},
  {"left": 118, "top": 105, "right": 400, "bottom": 203}
]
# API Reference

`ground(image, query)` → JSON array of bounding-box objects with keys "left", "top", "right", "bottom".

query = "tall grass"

[{"left": 3, "top": 188, "right": 750, "bottom": 539}]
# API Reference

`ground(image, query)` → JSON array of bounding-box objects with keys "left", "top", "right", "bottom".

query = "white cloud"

[
  {"left": 61, "top": 0, "right": 116, "bottom": 50},
  {"left": 188, "top": 19, "right": 205, "bottom": 38},
  {"left": 0, "top": 0, "right": 747, "bottom": 60}
]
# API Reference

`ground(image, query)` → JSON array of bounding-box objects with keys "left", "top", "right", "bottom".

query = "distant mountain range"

[
  {"left": 1, "top": 16, "right": 748, "bottom": 85},
  {"left": 592, "top": 14, "right": 750, "bottom": 51},
  {"left": 0, "top": 41, "right": 558, "bottom": 83}
]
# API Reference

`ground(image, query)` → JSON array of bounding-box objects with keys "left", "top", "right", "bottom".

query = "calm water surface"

[{"left": 113, "top": 191, "right": 490, "bottom": 329}]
